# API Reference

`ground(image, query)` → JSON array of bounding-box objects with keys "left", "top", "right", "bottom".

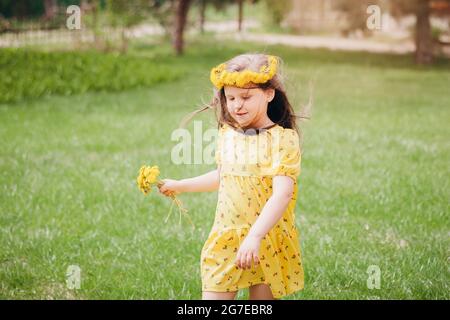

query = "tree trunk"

[
  {"left": 199, "top": 0, "right": 206, "bottom": 34},
  {"left": 92, "top": 1, "right": 99, "bottom": 48},
  {"left": 415, "top": 0, "right": 433, "bottom": 64},
  {"left": 121, "top": 28, "right": 129, "bottom": 54},
  {"left": 173, "top": 0, "right": 192, "bottom": 55},
  {"left": 237, "top": 0, "right": 244, "bottom": 32},
  {"left": 44, "top": 0, "right": 58, "bottom": 20}
]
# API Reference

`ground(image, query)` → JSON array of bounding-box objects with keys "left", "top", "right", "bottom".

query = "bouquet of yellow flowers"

[{"left": 136, "top": 165, "right": 193, "bottom": 228}]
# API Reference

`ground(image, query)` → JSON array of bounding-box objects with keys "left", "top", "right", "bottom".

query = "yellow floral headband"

[{"left": 210, "top": 55, "right": 278, "bottom": 90}]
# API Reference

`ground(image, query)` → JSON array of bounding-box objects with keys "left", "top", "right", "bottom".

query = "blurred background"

[{"left": 0, "top": 0, "right": 449, "bottom": 300}]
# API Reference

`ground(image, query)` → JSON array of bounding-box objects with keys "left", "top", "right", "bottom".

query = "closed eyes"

[{"left": 227, "top": 96, "right": 250, "bottom": 101}]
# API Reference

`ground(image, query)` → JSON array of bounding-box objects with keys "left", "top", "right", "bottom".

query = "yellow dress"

[{"left": 200, "top": 122, "right": 304, "bottom": 299}]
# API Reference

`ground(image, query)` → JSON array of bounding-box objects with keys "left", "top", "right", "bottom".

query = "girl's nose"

[{"left": 234, "top": 99, "right": 245, "bottom": 112}]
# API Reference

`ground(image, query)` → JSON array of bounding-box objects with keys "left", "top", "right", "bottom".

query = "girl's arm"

[
  {"left": 248, "top": 175, "right": 294, "bottom": 238},
  {"left": 158, "top": 167, "right": 220, "bottom": 196},
  {"left": 235, "top": 175, "right": 294, "bottom": 269}
]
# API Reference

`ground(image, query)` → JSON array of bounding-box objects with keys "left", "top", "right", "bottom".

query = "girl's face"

[{"left": 224, "top": 85, "right": 275, "bottom": 128}]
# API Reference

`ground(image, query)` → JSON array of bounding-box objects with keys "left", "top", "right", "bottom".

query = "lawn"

[{"left": 0, "top": 37, "right": 449, "bottom": 299}]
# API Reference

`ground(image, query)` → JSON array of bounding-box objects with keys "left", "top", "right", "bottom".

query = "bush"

[{"left": 0, "top": 49, "right": 184, "bottom": 103}]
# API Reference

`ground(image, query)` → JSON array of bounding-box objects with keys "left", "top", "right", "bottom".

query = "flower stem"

[{"left": 157, "top": 179, "right": 194, "bottom": 229}]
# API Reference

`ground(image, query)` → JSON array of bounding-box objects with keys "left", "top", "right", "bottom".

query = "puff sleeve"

[{"left": 271, "top": 128, "right": 301, "bottom": 181}]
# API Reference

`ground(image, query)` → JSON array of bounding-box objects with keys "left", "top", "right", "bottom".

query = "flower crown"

[{"left": 210, "top": 55, "right": 278, "bottom": 90}]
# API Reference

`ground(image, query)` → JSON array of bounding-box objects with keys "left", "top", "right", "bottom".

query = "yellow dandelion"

[
  {"left": 136, "top": 165, "right": 194, "bottom": 229},
  {"left": 210, "top": 55, "right": 279, "bottom": 89}
]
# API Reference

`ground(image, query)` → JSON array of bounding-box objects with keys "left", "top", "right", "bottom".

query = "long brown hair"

[{"left": 180, "top": 53, "right": 311, "bottom": 137}]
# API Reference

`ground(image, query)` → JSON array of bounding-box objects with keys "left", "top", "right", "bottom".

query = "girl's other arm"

[
  {"left": 248, "top": 175, "right": 294, "bottom": 239},
  {"left": 235, "top": 175, "right": 294, "bottom": 269}
]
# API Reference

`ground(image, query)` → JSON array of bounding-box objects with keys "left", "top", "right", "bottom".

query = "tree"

[
  {"left": 196, "top": 0, "right": 251, "bottom": 32},
  {"left": 166, "top": 0, "right": 259, "bottom": 54},
  {"left": 391, "top": 0, "right": 450, "bottom": 64},
  {"left": 198, "top": 0, "right": 206, "bottom": 33},
  {"left": 263, "top": 0, "right": 292, "bottom": 26},
  {"left": 173, "top": 0, "right": 192, "bottom": 55},
  {"left": 143, "top": 0, "right": 192, "bottom": 55},
  {"left": 43, "top": 0, "right": 58, "bottom": 20},
  {"left": 237, "top": 0, "right": 261, "bottom": 32},
  {"left": 193, "top": 0, "right": 233, "bottom": 34},
  {"left": 106, "top": 0, "right": 149, "bottom": 53},
  {"left": 415, "top": 0, "right": 433, "bottom": 64},
  {"left": 237, "top": 0, "right": 243, "bottom": 31},
  {"left": 0, "top": 0, "right": 44, "bottom": 20},
  {"left": 147, "top": 0, "right": 175, "bottom": 37},
  {"left": 391, "top": 0, "right": 433, "bottom": 64}
]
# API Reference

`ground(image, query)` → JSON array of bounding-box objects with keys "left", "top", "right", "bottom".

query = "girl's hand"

[
  {"left": 158, "top": 179, "right": 182, "bottom": 197},
  {"left": 235, "top": 234, "right": 262, "bottom": 269}
]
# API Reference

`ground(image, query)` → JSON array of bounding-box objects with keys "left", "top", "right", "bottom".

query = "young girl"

[{"left": 158, "top": 53, "right": 304, "bottom": 300}]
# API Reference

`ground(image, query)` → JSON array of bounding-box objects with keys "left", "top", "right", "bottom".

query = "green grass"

[
  {"left": 0, "top": 38, "right": 449, "bottom": 299},
  {"left": 0, "top": 48, "right": 184, "bottom": 103}
]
